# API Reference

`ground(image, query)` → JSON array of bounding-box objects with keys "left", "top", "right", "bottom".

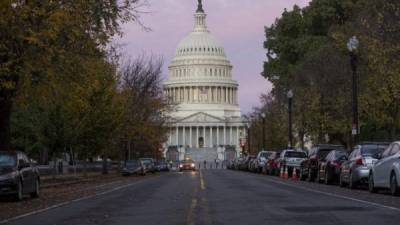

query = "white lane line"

[
  {"left": 257, "top": 174, "right": 400, "bottom": 212},
  {"left": 0, "top": 177, "right": 158, "bottom": 224}
]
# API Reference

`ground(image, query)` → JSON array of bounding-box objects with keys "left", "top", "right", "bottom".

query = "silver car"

[
  {"left": 277, "top": 150, "right": 307, "bottom": 173},
  {"left": 369, "top": 141, "right": 400, "bottom": 195},
  {"left": 340, "top": 143, "right": 388, "bottom": 189}
]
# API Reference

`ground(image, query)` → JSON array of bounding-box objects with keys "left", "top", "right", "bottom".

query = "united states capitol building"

[{"left": 163, "top": 0, "right": 246, "bottom": 162}]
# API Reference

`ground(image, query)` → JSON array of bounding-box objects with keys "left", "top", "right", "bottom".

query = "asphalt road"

[{"left": 4, "top": 169, "right": 400, "bottom": 225}]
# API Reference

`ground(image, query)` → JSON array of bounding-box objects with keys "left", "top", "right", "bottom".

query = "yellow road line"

[{"left": 199, "top": 170, "right": 206, "bottom": 190}]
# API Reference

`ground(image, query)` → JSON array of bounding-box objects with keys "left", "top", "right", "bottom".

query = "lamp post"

[
  {"left": 246, "top": 123, "right": 251, "bottom": 155},
  {"left": 347, "top": 36, "right": 360, "bottom": 145},
  {"left": 287, "top": 90, "right": 294, "bottom": 149},
  {"left": 261, "top": 113, "right": 266, "bottom": 151}
]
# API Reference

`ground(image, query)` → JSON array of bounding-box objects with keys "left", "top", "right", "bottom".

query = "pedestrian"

[
  {"left": 215, "top": 158, "right": 220, "bottom": 169},
  {"left": 203, "top": 160, "right": 207, "bottom": 169}
]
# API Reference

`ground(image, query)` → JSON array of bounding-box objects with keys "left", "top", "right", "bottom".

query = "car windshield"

[
  {"left": 317, "top": 149, "right": 334, "bottom": 159},
  {"left": 284, "top": 151, "right": 307, "bottom": 158},
  {"left": 141, "top": 159, "right": 153, "bottom": 164},
  {"left": 126, "top": 161, "right": 139, "bottom": 166},
  {"left": 0, "top": 153, "right": 16, "bottom": 167},
  {"left": 361, "top": 145, "right": 387, "bottom": 158},
  {"left": 260, "top": 152, "right": 272, "bottom": 158},
  {"left": 334, "top": 151, "right": 348, "bottom": 160},
  {"left": 181, "top": 160, "right": 194, "bottom": 164}
]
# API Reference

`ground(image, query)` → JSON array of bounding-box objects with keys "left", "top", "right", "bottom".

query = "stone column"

[
  {"left": 203, "top": 126, "right": 206, "bottom": 147},
  {"left": 216, "top": 126, "right": 219, "bottom": 146},
  {"left": 183, "top": 126, "right": 186, "bottom": 146},
  {"left": 196, "top": 126, "right": 199, "bottom": 148},
  {"left": 176, "top": 126, "right": 179, "bottom": 146},
  {"left": 190, "top": 126, "right": 193, "bottom": 148},
  {"left": 225, "top": 87, "right": 228, "bottom": 103},
  {"left": 236, "top": 126, "right": 240, "bottom": 147},
  {"left": 230, "top": 126, "right": 233, "bottom": 145},
  {"left": 210, "top": 126, "right": 213, "bottom": 147},
  {"left": 224, "top": 126, "right": 226, "bottom": 145}
]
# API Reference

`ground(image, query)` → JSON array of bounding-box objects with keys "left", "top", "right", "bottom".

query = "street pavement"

[{"left": 4, "top": 169, "right": 400, "bottom": 225}]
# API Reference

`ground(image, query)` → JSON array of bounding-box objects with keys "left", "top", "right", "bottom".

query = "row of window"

[
  {"left": 171, "top": 67, "right": 230, "bottom": 78},
  {"left": 178, "top": 46, "right": 224, "bottom": 54}
]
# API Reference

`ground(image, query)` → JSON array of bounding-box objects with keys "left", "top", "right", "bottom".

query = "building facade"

[{"left": 163, "top": 0, "right": 246, "bottom": 162}]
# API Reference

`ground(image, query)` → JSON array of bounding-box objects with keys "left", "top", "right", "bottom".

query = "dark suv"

[
  {"left": 0, "top": 151, "right": 40, "bottom": 200},
  {"left": 300, "top": 144, "right": 345, "bottom": 182}
]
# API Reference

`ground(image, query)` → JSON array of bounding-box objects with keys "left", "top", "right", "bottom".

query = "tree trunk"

[
  {"left": 102, "top": 155, "right": 108, "bottom": 175},
  {"left": 0, "top": 99, "right": 12, "bottom": 151}
]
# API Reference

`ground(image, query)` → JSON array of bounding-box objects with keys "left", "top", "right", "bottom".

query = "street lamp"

[
  {"left": 287, "top": 90, "right": 294, "bottom": 149},
  {"left": 261, "top": 113, "right": 266, "bottom": 151},
  {"left": 246, "top": 123, "right": 251, "bottom": 155},
  {"left": 347, "top": 36, "right": 360, "bottom": 144}
]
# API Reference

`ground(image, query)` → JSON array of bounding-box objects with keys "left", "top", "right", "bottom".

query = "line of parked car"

[
  {"left": 227, "top": 141, "right": 400, "bottom": 196},
  {"left": 121, "top": 158, "right": 170, "bottom": 176}
]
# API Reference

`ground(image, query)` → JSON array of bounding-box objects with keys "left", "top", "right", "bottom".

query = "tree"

[
  {"left": 118, "top": 56, "right": 171, "bottom": 160},
  {"left": 0, "top": 0, "right": 143, "bottom": 151}
]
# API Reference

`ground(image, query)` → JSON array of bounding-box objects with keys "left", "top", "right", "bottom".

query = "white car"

[
  {"left": 369, "top": 141, "right": 400, "bottom": 195},
  {"left": 254, "top": 151, "right": 274, "bottom": 173}
]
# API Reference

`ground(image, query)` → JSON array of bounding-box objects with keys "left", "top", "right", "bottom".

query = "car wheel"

[
  {"left": 15, "top": 180, "right": 23, "bottom": 201},
  {"left": 316, "top": 169, "right": 322, "bottom": 183},
  {"left": 368, "top": 172, "right": 377, "bottom": 193},
  {"left": 324, "top": 171, "right": 331, "bottom": 185},
  {"left": 306, "top": 169, "right": 313, "bottom": 182},
  {"left": 349, "top": 173, "right": 357, "bottom": 189},
  {"left": 390, "top": 172, "right": 400, "bottom": 196},
  {"left": 339, "top": 174, "right": 345, "bottom": 187},
  {"left": 30, "top": 179, "right": 40, "bottom": 198}
]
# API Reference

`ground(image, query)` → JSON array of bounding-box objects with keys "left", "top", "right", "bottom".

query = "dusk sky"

[{"left": 117, "top": 0, "right": 310, "bottom": 113}]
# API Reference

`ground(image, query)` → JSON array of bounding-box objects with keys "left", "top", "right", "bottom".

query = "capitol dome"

[
  {"left": 163, "top": 0, "right": 246, "bottom": 162},
  {"left": 164, "top": 0, "right": 241, "bottom": 120}
]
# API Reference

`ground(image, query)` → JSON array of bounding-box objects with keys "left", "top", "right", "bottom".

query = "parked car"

[
  {"left": 317, "top": 149, "right": 348, "bottom": 184},
  {"left": 264, "top": 152, "right": 281, "bottom": 175},
  {"left": 277, "top": 150, "right": 307, "bottom": 177},
  {"left": 121, "top": 160, "right": 146, "bottom": 176},
  {"left": 248, "top": 158, "right": 258, "bottom": 172},
  {"left": 0, "top": 151, "right": 40, "bottom": 200},
  {"left": 140, "top": 158, "right": 156, "bottom": 174},
  {"left": 240, "top": 155, "right": 255, "bottom": 171},
  {"left": 234, "top": 158, "right": 244, "bottom": 170},
  {"left": 369, "top": 141, "right": 400, "bottom": 195},
  {"left": 254, "top": 151, "right": 274, "bottom": 173},
  {"left": 155, "top": 161, "right": 169, "bottom": 172},
  {"left": 179, "top": 159, "right": 196, "bottom": 171},
  {"left": 340, "top": 142, "right": 389, "bottom": 188},
  {"left": 300, "top": 144, "right": 345, "bottom": 181}
]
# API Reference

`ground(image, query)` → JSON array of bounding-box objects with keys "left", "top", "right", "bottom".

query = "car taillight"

[
  {"left": 331, "top": 161, "right": 341, "bottom": 168},
  {"left": 356, "top": 158, "right": 364, "bottom": 166}
]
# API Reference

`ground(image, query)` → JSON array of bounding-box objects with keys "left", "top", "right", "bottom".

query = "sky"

[{"left": 116, "top": 0, "right": 310, "bottom": 113}]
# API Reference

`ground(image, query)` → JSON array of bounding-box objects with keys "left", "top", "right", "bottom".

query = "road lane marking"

[
  {"left": 187, "top": 193, "right": 198, "bottom": 225},
  {"left": 245, "top": 172, "right": 400, "bottom": 212},
  {"left": 199, "top": 170, "right": 206, "bottom": 190},
  {"left": 0, "top": 176, "right": 162, "bottom": 224}
]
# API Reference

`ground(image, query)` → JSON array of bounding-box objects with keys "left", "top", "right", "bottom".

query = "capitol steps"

[{"left": 185, "top": 148, "right": 218, "bottom": 163}]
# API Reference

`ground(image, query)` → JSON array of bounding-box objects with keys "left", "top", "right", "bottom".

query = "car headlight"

[
  {"left": 191, "top": 163, "right": 195, "bottom": 167},
  {"left": 179, "top": 165, "right": 183, "bottom": 168}
]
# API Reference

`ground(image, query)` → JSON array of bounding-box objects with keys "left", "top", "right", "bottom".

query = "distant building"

[{"left": 163, "top": 0, "right": 246, "bottom": 162}]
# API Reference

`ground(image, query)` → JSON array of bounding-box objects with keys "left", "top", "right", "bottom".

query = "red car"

[
  {"left": 264, "top": 152, "right": 280, "bottom": 176},
  {"left": 179, "top": 159, "right": 196, "bottom": 171},
  {"left": 317, "top": 150, "right": 348, "bottom": 184}
]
